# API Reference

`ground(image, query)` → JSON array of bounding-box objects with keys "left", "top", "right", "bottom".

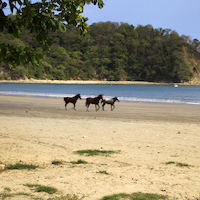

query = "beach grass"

[
  {"left": 52, "top": 160, "right": 63, "bottom": 165},
  {"left": 165, "top": 161, "right": 193, "bottom": 167},
  {"left": 70, "top": 159, "right": 88, "bottom": 164},
  {"left": 165, "top": 161, "right": 176, "bottom": 165},
  {"left": 175, "top": 162, "right": 193, "bottom": 167},
  {"left": 74, "top": 149, "right": 121, "bottom": 156},
  {"left": 97, "top": 170, "right": 110, "bottom": 175},
  {"left": 4, "top": 187, "right": 11, "bottom": 192},
  {"left": 0, "top": 192, "right": 32, "bottom": 200},
  {"left": 6, "top": 163, "right": 39, "bottom": 170},
  {"left": 1, "top": 186, "right": 84, "bottom": 200},
  {"left": 0, "top": 187, "right": 33, "bottom": 200},
  {"left": 100, "top": 192, "right": 168, "bottom": 200},
  {"left": 24, "top": 183, "right": 58, "bottom": 194}
]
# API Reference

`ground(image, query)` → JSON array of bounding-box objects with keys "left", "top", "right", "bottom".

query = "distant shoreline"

[{"left": 0, "top": 79, "right": 200, "bottom": 85}]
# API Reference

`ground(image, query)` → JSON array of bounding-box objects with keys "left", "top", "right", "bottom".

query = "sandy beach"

[
  {"left": 0, "top": 95, "right": 200, "bottom": 199},
  {"left": 1, "top": 79, "right": 200, "bottom": 85}
]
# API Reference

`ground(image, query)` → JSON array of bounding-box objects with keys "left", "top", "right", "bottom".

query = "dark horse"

[
  {"left": 63, "top": 94, "right": 81, "bottom": 110},
  {"left": 85, "top": 94, "right": 103, "bottom": 112},
  {"left": 102, "top": 97, "right": 120, "bottom": 111}
]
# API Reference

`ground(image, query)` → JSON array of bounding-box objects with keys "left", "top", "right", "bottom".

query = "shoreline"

[
  {"left": 1, "top": 79, "right": 200, "bottom": 85},
  {"left": 0, "top": 95, "right": 200, "bottom": 123}
]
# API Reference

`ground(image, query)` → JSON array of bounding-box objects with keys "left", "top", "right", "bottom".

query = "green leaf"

[
  {"left": 58, "top": 22, "right": 66, "bottom": 33},
  {"left": 42, "top": 12, "right": 50, "bottom": 17},
  {"left": 50, "top": 19, "right": 56, "bottom": 26},
  {"left": 79, "top": 5, "right": 83, "bottom": 13}
]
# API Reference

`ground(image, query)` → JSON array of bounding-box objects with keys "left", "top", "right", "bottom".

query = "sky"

[{"left": 82, "top": 0, "right": 200, "bottom": 40}]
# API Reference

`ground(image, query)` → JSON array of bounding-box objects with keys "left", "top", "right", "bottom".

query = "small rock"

[{"left": 0, "top": 164, "right": 5, "bottom": 171}]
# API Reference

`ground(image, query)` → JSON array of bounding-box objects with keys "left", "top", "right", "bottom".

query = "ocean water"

[{"left": 0, "top": 83, "right": 200, "bottom": 105}]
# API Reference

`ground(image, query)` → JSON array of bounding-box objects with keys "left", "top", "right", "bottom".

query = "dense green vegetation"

[{"left": 1, "top": 21, "right": 200, "bottom": 82}]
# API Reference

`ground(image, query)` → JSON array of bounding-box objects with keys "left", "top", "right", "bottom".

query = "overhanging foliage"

[{"left": 0, "top": 0, "right": 104, "bottom": 65}]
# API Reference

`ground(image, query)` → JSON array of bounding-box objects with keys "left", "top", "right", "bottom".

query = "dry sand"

[
  {"left": 0, "top": 95, "right": 200, "bottom": 200},
  {"left": 1, "top": 79, "right": 200, "bottom": 85}
]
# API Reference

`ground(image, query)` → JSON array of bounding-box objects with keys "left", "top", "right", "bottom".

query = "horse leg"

[
  {"left": 111, "top": 104, "right": 115, "bottom": 111},
  {"left": 97, "top": 104, "right": 100, "bottom": 111},
  {"left": 86, "top": 103, "right": 90, "bottom": 111},
  {"left": 73, "top": 103, "right": 76, "bottom": 110},
  {"left": 102, "top": 102, "right": 105, "bottom": 110},
  {"left": 65, "top": 102, "right": 68, "bottom": 110},
  {"left": 95, "top": 104, "right": 99, "bottom": 112}
]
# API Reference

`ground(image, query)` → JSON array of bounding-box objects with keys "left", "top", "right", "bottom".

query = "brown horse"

[
  {"left": 85, "top": 94, "right": 103, "bottom": 112},
  {"left": 64, "top": 94, "right": 81, "bottom": 110}
]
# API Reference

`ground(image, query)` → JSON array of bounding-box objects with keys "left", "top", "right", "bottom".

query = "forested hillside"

[{"left": 1, "top": 21, "right": 200, "bottom": 82}]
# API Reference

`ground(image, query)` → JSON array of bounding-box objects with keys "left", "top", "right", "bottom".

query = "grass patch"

[
  {"left": 70, "top": 159, "right": 88, "bottom": 164},
  {"left": 35, "top": 185, "right": 57, "bottom": 194},
  {"left": 0, "top": 191, "right": 32, "bottom": 200},
  {"left": 176, "top": 162, "right": 192, "bottom": 167},
  {"left": 4, "top": 187, "right": 11, "bottom": 192},
  {"left": 15, "top": 192, "right": 32, "bottom": 197},
  {"left": 24, "top": 183, "right": 58, "bottom": 194},
  {"left": 74, "top": 149, "right": 121, "bottom": 156},
  {"left": 100, "top": 192, "right": 168, "bottom": 200},
  {"left": 165, "top": 161, "right": 193, "bottom": 167},
  {"left": 165, "top": 161, "right": 176, "bottom": 165},
  {"left": 97, "top": 170, "right": 109, "bottom": 175},
  {"left": 52, "top": 160, "right": 63, "bottom": 165},
  {"left": 6, "top": 163, "right": 38, "bottom": 170},
  {"left": 0, "top": 192, "right": 13, "bottom": 199}
]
